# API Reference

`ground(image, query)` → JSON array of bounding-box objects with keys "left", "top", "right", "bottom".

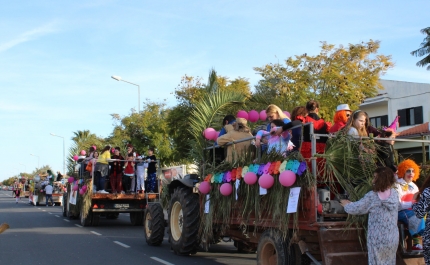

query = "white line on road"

[
  {"left": 91, "top": 231, "right": 102, "bottom": 236},
  {"left": 63, "top": 219, "right": 70, "bottom": 222},
  {"left": 75, "top": 224, "right": 82, "bottom": 228},
  {"left": 37, "top": 208, "right": 41, "bottom": 210},
  {"left": 55, "top": 215, "right": 60, "bottom": 217},
  {"left": 48, "top": 212, "right": 53, "bottom": 214},
  {"left": 114, "top": 241, "right": 130, "bottom": 248},
  {"left": 151, "top": 257, "right": 174, "bottom": 265},
  {"left": 42, "top": 210, "right": 46, "bottom": 212}
]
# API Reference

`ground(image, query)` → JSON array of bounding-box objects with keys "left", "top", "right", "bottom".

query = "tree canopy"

[{"left": 411, "top": 27, "right": 430, "bottom": 70}]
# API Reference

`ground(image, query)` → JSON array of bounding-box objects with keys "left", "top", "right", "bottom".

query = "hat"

[
  {"left": 236, "top": 118, "right": 248, "bottom": 125},
  {"left": 127, "top": 144, "right": 133, "bottom": 148},
  {"left": 336, "top": 104, "right": 351, "bottom": 112}
]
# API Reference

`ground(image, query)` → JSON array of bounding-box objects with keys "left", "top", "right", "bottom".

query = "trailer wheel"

[
  {"left": 80, "top": 210, "right": 92, "bottom": 227},
  {"left": 144, "top": 203, "right": 165, "bottom": 246},
  {"left": 62, "top": 195, "right": 67, "bottom": 217},
  {"left": 130, "top": 212, "right": 143, "bottom": 226},
  {"left": 257, "top": 229, "right": 288, "bottom": 265},
  {"left": 92, "top": 213, "right": 100, "bottom": 226},
  {"left": 168, "top": 187, "right": 200, "bottom": 255}
]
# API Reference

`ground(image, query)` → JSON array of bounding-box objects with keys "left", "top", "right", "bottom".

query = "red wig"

[
  {"left": 398, "top": 159, "right": 420, "bottom": 181},
  {"left": 333, "top": 110, "right": 348, "bottom": 124}
]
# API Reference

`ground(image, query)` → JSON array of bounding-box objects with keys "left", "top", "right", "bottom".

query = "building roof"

[{"left": 397, "top": 122, "right": 430, "bottom": 138}]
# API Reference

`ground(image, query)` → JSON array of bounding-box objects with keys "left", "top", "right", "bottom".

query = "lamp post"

[
  {"left": 30, "top": 154, "right": 40, "bottom": 169},
  {"left": 111, "top": 75, "right": 140, "bottom": 113},
  {"left": 50, "top": 133, "right": 65, "bottom": 175}
]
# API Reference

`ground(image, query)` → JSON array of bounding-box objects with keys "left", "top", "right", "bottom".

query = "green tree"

[
  {"left": 411, "top": 27, "right": 430, "bottom": 70},
  {"left": 253, "top": 40, "right": 393, "bottom": 120},
  {"left": 68, "top": 130, "right": 104, "bottom": 174},
  {"left": 110, "top": 101, "right": 173, "bottom": 165}
]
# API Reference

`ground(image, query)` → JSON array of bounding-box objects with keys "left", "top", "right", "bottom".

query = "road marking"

[
  {"left": 75, "top": 224, "right": 82, "bottom": 228},
  {"left": 91, "top": 231, "right": 102, "bottom": 236},
  {"left": 48, "top": 212, "right": 53, "bottom": 214},
  {"left": 42, "top": 210, "right": 46, "bottom": 212},
  {"left": 114, "top": 241, "right": 130, "bottom": 248},
  {"left": 151, "top": 257, "right": 174, "bottom": 265},
  {"left": 63, "top": 219, "right": 70, "bottom": 222},
  {"left": 37, "top": 208, "right": 41, "bottom": 209},
  {"left": 55, "top": 215, "right": 60, "bottom": 217}
]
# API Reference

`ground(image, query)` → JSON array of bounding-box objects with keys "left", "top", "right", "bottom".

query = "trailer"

[
  {"left": 30, "top": 180, "right": 64, "bottom": 206},
  {"left": 62, "top": 159, "right": 160, "bottom": 227},
  {"left": 143, "top": 122, "right": 426, "bottom": 265}
]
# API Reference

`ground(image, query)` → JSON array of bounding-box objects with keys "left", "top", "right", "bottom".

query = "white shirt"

[
  {"left": 395, "top": 178, "right": 419, "bottom": 210},
  {"left": 347, "top": 127, "right": 359, "bottom": 137},
  {"left": 45, "top": 185, "right": 53, "bottom": 195}
]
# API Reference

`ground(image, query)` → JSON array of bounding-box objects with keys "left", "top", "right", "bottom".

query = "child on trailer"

[
  {"left": 341, "top": 167, "right": 400, "bottom": 265},
  {"left": 255, "top": 119, "right": 294, "bottom": 155},
  {"left": 123, "top": 153, "right": 135, "bottom": 193}
]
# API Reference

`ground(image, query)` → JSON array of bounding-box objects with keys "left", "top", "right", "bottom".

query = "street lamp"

[
  {"left": 30, "top": 154, "right": 40, "bottom": 168},
  {"left": 111, "top": 75, "right": 140, "bottom": 113},
  {"left": 50, "top": 133, "right": 65, "bottom": 176}
]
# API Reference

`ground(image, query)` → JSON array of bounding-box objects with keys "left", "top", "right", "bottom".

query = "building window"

[
  {"left": 398, "top": 106, "right": 423, "bottom": 127},
  {"left": 370, "top": 115, "right": 388, "bottom": 128}
]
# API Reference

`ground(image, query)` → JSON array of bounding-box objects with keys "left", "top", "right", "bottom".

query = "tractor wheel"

[
  {"left": 168, "top": 186, "right": 200, "bottom": 255},
  {"left": 130, "top": 212, "right": 143, "bottom": 226},
  {"left": 92, "top": 213, "right": 100, "bottom": 226},
  {"left": 144, "top": 203, "right": 165, "bottom": 246},
  {"left": 257, "top": 229, "right": 288, "bottom": 265},
  {"left": 62, "top": 195, "right": 67, "bottom": 217},
  {"left": 80, "top": 209, "right": 92, "bottom": 227}
]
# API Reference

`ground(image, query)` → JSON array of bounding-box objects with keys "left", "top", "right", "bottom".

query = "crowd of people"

[
  {"left": 213, "top": 100, "right": 430, "bottom": 265},
  {"left": 82, "top": 144, "right": 158, "bottom": 194}
]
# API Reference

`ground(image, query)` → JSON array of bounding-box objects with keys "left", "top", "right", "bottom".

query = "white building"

[{"left": 360, "top": 79, "right": 430, "bottom": 163}]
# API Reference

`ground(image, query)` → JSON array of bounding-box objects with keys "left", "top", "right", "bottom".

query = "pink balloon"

[
  {"left": 248, "top": 110, "right": 259, "bottom": 123},
  {"left": 203, "top": 128, "right": 216, "bottom": 140},
  {"left": 259, "top": 110, "right": 267, "bottom": 121},
  {"left": 73, "top": 184, "right": 79, "bottom": 191},
  {"left": 259, "top": 174, "right": 274, "bottom": 189},
  {"left": 111, "top": 148, "right": 115, "bottom": 153},
  {"left": 237, "top": 110, "right": 249, "bottom": 120},
  {"left": 79, "top": 189, "right": 85, "bottom": 195},
  {"left": 67, "top": 177, "right": 75, "bottom": 183},
  {"left": 73, "top": 155, "right": 79, "bottom": 161},
  {"left": 80, "top": 150, "right": 86, "bottom": 155},
  {"left": 199, "top": 181, "right": 211, "bottom": 194},
  {"left": 279, "top": 170, "right": 296, "bottom": 187},
  {"left": 81, "top": 185, "right": 87, "bottom": 192},
  {"left": 220, "top": 183, "right": 233, "bottom": 196},
  {"left": 244, "top": 172, "right": 257, "bottom": 185},
  {"left": 283, "top": 111, "right": 291, "bottom": 119},
  {"left": 92, "top": 145, "right": 97, "bottom": 150},
  {"left": 212, "top": 131, "right": 220, "bottom": 140}
]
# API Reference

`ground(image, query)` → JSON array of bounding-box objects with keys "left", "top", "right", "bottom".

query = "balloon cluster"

[{"left": 198, "top": 159, "right": 306, "bottom": 196}]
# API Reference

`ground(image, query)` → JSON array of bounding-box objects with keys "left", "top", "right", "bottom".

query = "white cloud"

[{"left": 0, "top": 22, "right": 58, "bottom": 53}]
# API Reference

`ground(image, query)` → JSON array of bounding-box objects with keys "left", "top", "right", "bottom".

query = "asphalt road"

[{"left": 0, "top": 190, "right": 256, "bottom": 265}]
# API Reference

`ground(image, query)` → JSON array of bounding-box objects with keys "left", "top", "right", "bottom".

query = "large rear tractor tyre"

[
  {"left": 130, "top": 212, "right": 143, "bottom": 226},
  {"left": 144, "top": 203, "right": 165, "bottom": 246},
  {"left": 80, "top": 210, "right": 92, "bottom": 227},
  {"left": 257, "top": 229, "right": 288, "bottom": 265},
  {"left": 168, "top": 187, "right": 200, "bottom": 255}
]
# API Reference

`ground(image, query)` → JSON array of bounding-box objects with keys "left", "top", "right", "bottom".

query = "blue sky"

[{"left": 1, "top": 1, "right": 429, "bottom": 181}]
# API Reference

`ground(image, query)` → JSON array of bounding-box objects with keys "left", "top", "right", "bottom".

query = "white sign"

[
  {"left": 69, "top": 190, "right": 77, "bottom": 205},
  {"left": 204, "top": 194, "right": 210, "bottom": 213},
  {"left": 286, "top": 187, "right": 301, "bottom": 213}
]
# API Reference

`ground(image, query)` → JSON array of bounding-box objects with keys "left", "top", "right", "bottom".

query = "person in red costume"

[{"left": 329, "top": 104, "right": 351, "bottom": 133}]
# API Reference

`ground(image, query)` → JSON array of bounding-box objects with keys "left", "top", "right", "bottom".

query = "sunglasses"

[{"left": 406, "top": 169, "right": 414, "bottom": 174}]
